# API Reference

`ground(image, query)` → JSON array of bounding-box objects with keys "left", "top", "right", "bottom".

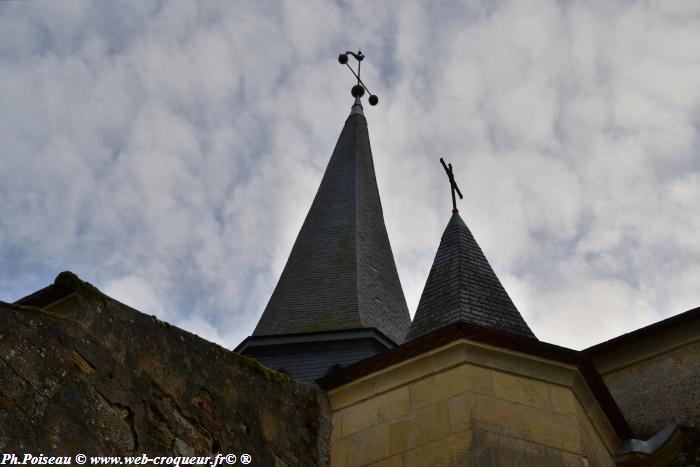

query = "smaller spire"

[
  {"left": 406, "top": 159, "right": 535, "bottom": 342},
  {"left": 406, "top": 211, "right": 537, "bottom": 341}
]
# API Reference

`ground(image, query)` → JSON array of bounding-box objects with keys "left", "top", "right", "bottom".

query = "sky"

[{"left": 1, "top": 1, "right": 699, "bottom": 351}]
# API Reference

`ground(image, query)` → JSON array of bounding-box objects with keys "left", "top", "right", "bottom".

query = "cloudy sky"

[{"left": 1, "top": 1, "right": 699, "bottom": 351}]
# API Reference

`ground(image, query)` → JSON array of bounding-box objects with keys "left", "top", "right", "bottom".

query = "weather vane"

[
  {"left": 440, "top": 157, "right": 463, "bottom": 213},
  {"left": 338, "top": 50, "right": 379, "bottom": 106}
]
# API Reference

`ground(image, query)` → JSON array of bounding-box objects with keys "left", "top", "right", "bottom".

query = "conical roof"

[
  {"left": 253, "top": 99, "right": 411, "bottom": 344},
  {"left": 406, "top": 211, "right": 536, "bottom": 341}
]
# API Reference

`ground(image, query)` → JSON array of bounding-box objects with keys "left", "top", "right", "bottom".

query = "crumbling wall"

[{"left": 0, "top": 272, "right": 331, "bottom": 466}]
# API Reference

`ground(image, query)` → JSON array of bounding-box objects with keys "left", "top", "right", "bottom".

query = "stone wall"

[
  {"left": 602, "top": 340, "right": 700, "bottom": 438},
  {"left": 595, "top": 336, "right": 700, "bottom": 466},
  {"left": 0, "top": 272, "right": 331, "bottom": 465},
  {"left": 328, "top": 340, "right": 618, "bottom": 467}
]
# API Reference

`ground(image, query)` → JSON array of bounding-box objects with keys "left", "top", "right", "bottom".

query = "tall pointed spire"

[
  {"left": 253, "top": 98, "right": 411, "bottom": 344},
  {"left": 406, "top": 191, "right": 536, "bottom": 342},
  {"left": 238, "top": 52, "right": 409, "bottom": 385}
]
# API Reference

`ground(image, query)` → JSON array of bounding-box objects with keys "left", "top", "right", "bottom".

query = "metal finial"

[
  {"left": 338, "top": 50, "right": 379, "bottom": 106},
  {"left": 440, "top": 157, "right": 463, "bottom": 213}
]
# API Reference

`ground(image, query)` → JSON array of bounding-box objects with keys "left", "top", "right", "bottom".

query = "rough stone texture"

[
  {"left": 253, "top": 101, "right": 411, "bottom": 344},
  {"left": 406, "top": 211, "right": 536, "bottom": 341},
  {"left": 602, "top": 340, "right": 700, "bottom": 466},
  {"left": 0, "top": 272, "right": 330, "bottom": 465}
]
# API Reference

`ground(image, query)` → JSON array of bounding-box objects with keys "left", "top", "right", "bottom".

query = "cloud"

[{"left": 1, "top": 0, "right": 699, "bottom": 351}]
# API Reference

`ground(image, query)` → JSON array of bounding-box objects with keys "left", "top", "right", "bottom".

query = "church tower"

[
  {"left": 406, "top": 158, "right": 535, "bottom": 342},
  {"left": 236, "top": 56, "right": 411, "bottom": 384}
]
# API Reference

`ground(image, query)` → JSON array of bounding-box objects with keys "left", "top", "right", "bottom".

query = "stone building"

[
  {"left": 2, "top": 93, "right": 698, "bottom": 466},
  {"left": 236, "top": 95, "right": 698, "bottom": 466}
]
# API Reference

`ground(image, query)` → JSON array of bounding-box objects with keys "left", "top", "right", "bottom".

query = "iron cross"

[{"left": 440, "top": 157, "right": 463, "bottom": 213}]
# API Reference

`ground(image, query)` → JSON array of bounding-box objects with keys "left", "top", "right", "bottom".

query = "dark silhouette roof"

[
  {"left": 406, "top": 211, "right": 536, "bottom": 341},
  {"left": 236, "top": 328, "right": 396, "bottom": 385},
  {"left": 253, "top": 99, "right": 411, "bottom": 344}
]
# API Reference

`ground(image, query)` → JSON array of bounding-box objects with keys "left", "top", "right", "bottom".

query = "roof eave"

[{"left": 319, "top": 320, "right": 634, "bottom": 440}]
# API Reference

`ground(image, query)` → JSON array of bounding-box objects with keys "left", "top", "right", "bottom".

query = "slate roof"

[
  {"left": 406, "top": 211, "right": 536, "bottom": 341},
  {"left": 253, "top": 99, "right": 411, "bottom": 344},
  {"left": 237, "top": 329, "right": 395, "bottom": 385}
]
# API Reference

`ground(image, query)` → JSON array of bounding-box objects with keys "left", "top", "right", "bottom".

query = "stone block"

[
  {"left": 379, "top": 386, "right": 410, "bottom": 421},
  {"left": 329, "top": 357, "right": 431, "bottom": 411},
  {"left": 468, "top": 429, "right": 591, "bottom": 466},
  {"left": 367, "top": 455, "right": 403, "bottom": 467},
  {"left": 342, "top": 400, "right": 379, "bottom": 437},
  {"left": 389, "top": 417, "right": 416, "bottom": 456},
  {"left": 492, "top": 371, "right": 552, "bottom": 411},
  {"left": 524, "top": 412, "right": 581, "bottom": 454},
  {"left": 402, "top": 430, "right": 472, "bottom": 467},
  {"left": 346, "top": 422, "right": 390, "bottom": 466},
  {"left": 410, "top": 363, "right": 492, "bottom": 410},
  {"left": 447, "top": 392, "right": 478, "bottom": 433},
  {"left": 549, "top": 384, "right": 578, "bottom": 417},
  {"left": 561, "top": 452, "right": 590, "bottom": 467},
  {"left": 389, "top": 400, "right": 451, "bottom": 455},
  {"left": 341, "top": 386, "right": 410, "bottom": 438},
  {"left": 330, "top": 437, "right": 348, "bottom": 467},
  {"left": 441, "top": 363, "right": 494, "bottom": 397},
  {"left": 331, "top": 410, "right": 343, "bottom": 441},
  {"left": 408, "top": 376, "right": 436, "bottom": 411},
  {"left": 576, "top": 405, "right": 616, "bottom": 465},
  {"left": 472, "top": 395, "right": 583, "bottom": 454}
]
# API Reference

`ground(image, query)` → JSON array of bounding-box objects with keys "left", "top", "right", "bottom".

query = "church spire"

[
  {"left": 406, "top": 160, "right": 536, "bottom": 342},
  {"left": 252, "top": 56, "right": 410, "bottom": 345}
]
